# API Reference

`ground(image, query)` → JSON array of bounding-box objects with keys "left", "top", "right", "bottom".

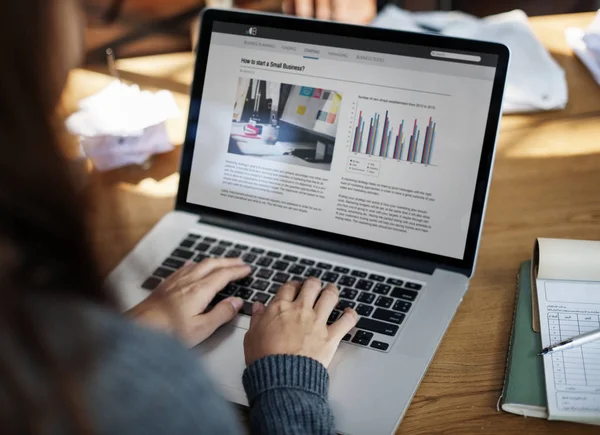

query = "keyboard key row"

[{"left": 179, "top": 234, "right": 423, "bottom": 292}]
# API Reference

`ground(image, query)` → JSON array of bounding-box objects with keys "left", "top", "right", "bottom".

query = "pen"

[
  {"left": 539, "top": 327, "right": 600, "bottom": 355},
  {"left": 106, "top": 48, "right": 121, "bottom": 81}
]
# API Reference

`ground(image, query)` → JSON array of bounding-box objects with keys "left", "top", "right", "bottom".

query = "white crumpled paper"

[
  {"left": 566, "top": 9, "right": 600, "bottom": 87},
  {"left": 67, "top": 81, "right": 180, "bottom": 171}
]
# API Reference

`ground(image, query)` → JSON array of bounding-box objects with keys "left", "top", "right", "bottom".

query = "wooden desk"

[{"left": 64, "top": 12, "right": 600, "bottom": 435}]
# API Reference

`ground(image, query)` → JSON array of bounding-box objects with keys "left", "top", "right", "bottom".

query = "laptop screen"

[{"left": 186, "top": 21, "right": 499, "bottom": 261}]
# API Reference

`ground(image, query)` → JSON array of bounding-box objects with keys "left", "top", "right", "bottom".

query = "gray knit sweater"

[{"left": 1, "top": 299, "right": 335, "bottom": 434}]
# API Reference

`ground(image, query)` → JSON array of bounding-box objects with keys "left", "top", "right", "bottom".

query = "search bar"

[{"left": 431, "top": 51, "right": 481, "bottom": 62}]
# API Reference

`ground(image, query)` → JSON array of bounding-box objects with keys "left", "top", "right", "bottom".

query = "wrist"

[
  {"left": 243, "top": 354, "right": 329, "bottom": 404},
  {"left": 127, "top": 303, "right": 173, "bottom": 332}
]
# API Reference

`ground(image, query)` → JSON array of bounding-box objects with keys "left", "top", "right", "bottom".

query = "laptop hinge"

[{"left": 197, "top": 214, "right": 440, "bottom": 275}]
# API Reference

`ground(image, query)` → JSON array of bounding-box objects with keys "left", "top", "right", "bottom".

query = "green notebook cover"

[{"left": 500, "top": 260, "right": 547, "bottom": 418}]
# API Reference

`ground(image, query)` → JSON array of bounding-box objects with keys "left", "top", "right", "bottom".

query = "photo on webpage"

[{"left": 228, "top": 77, "right": 343, "bottom": 171}]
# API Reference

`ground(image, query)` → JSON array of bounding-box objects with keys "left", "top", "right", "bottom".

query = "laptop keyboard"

[{"left": 141, "top": 233, "right": 424, "bottom": 353}]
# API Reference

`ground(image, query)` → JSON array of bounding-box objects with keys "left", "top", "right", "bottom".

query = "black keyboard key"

[
  {"left": 300, "top": 259, "right": 315, "bottom": 266},
  {"left": 252, "top": 292, "right": 270, "bottom": 304},
  {"left": 153, "top": 267, "right": 174, "bottom": 278},
  {"left": 272, "top": 261, "right": 290, "bottom": 271},
  {"left": 305, "top": 268, "right": 322, "bottom": 278},
  {"left": 334, "top": 266, "right": 350, "bottom": 274},
  {"left": 235, "top": 288, "right": 254, "bottom": 300},
  {"left": 256, "top": 257, "right": 273, "bottom": 267},
  {"left": 336, "top": 300, "right": 356, "bottom": 310},
  {"left": 273, "top": 272, "right": 290, "bottom": 283},
  {"left": 375, "top": 296, "right": 393, "bottom": 308},
  {"left": 242, "top": 253, "right": 257, "bottom": 263},
  {"left": 327, "top": 310, "right": 341, "bottom": 324},
  {"left": 317, "top": 262, "right": 332, "bottom": 270},
  {"left": 369, "top": 274, "right": 385, "bottom": 282},
  {"left": 371, "top": 341, "right": 389, "bottom": 351},
  {"left": 342, "top": 333, "right": 352, "bottom": 341},
  {"left": 225, "top": 249, "right": 242, "bottom": 258},
  {"left": 373, "top": 283, "right": 391, "bottom": 295},
  {"left": 351, "top": 270, "right": 367, "bottom": 278},
  {"left": 405, "top": 282, "right": 423, "bottom": 290},
  {"left": 204, "top": 237, "right": 217, "bottom": 243},
  {"left": 180, "top": 239, "right": 195, "bottom": 248},
  {"left": 391, "top": 288, "right": 418, "bottom": 302},
  {"left": 195, "top": 243, "right": 211, "bottom": 252},
  {"left": 283, "top": 255, "right": 298, "bottom": 262},
  {"left": 355, "top": 279, "right": 374, "bottom": 291},
  {"left": 373, "top": 308, "right": 405, "bottom": 325},
  {"left": 267, "top": 251, "right": 282, "bottom": 258},
  {"left": 237, "top": 277, "right": 253, "bottom": 287},
  {"left": 251, "top": 247, "right": 265, "bottom": 254},
  {"left": 163, "top": 257, "right": 185, "bottom": 269},
  {"left": 188, "top": 234, "right": 201, "bottom": 240},
  {"left": 172, "top": 248, "right": 194, "bottom": 260},
  {"left": 218, "top": 240, "right": 233, "bottom": 247},
  {"left": 289, "top": 264, "right": 306, "bottom": 275},
  {"left": 141, "top": 277, "right": 162, "bottom": 290},
  {"left": 357, "top": 292, "right": 375, "bottom": 304},
  {"left": 356, "top": 318, "right": 399, "bottom": 336},
  {"left": 338, "top": 276, "right": 356, "bottom": 286},
  {"left": 194, "top": 254, "right": 208, "bottom": 263},
  {"left": 210, "top": 246, "right": 226, "bottom": 256},
  {"left": 268, "top": 283, "right": 281, "bottom": 294},
  {"left": 356, "top": 304, "right": 374, "bottom": 317},
  {"left": 292, "top": 276, "right": 304, "bottom": 282},
  {"left": 222, "top": 284, "right": 238, "bottom": 296},
  {"left": 321, "top": 272, "right": 339, "bottom": 283},
  {"left": 240, "top": 301, "right": 254, "bottom": 316},
  {"left": 235, "top": 244, "right": 249, "bottom": 250},
  {"left": 392, "top": 300, "right": 412, "bottom": 313},
  {"left": 340, "top": 288, "right": 358, "bottom": 300},
  {"left": 251, "top": 280, "right": 270, "bottom": 291},
  {"left": 352, "top": 330, "right": 374, "bottom": 346},
  {"left": 387, "top": 278, "right": 404, "bottom": 286},
  {"left": 211, "top": 293, "right": 227, "bottom": 306},
  {"left": 256, "top": 268, "right": 274, "bottom": 279}
]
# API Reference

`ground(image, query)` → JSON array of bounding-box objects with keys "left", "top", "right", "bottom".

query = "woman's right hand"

[{"left": 244, "top": 278, "right": 358, "bottom": 368}]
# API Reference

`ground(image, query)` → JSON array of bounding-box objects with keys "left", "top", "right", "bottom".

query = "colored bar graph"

[{"left": 351, "top": 109, "right": 438, "bottom": 166}]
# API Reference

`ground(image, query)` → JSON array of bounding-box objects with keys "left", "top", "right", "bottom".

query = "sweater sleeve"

[
  {"left": 80, "top": 309, "right": 246, "bottom": 435},
  {"left": 242, "top": 355, "right": 335, "bottom": 435}
]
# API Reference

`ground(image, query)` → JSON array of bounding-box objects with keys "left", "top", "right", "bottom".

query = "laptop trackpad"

[{"left": 197, "top": 324, "right": 248, "bottom": 401}]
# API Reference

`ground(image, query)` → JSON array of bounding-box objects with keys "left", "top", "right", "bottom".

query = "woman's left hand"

[{"left": 128, "top": 258, "right": 250, "bottom": 347}]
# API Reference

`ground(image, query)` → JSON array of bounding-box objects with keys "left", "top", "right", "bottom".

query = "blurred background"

[{"left": 84, "top": 0, "right": 600, "bottom": 63}]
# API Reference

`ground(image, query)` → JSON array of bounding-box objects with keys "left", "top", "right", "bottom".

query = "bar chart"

[{"left": 351, "top": 108, "right": 437, "bottom": 166}]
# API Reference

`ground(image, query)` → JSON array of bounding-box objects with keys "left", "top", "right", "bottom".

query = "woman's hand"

[
  {"left": 128, "top": 258, "right": 251, "bottom": 347},
  {"left": 244, "top": 278, "right": 358, "bottom": 368},
  {"left": 282, "top": 0, "right": 377, "bottom": 24}
]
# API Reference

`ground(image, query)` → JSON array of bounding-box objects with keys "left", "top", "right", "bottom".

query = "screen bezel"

[{"left": 176, "top": 9, "right": 509, "bottom": 276}]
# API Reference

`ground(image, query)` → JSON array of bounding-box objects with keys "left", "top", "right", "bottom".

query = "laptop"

[{"left": 108, "top": 9, "right": 509, "bottom": 435}]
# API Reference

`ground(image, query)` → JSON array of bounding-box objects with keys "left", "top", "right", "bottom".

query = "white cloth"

[
  {"left": 372, "top": 7, "right": 568, "bottom": 114},
  {"left": 371, "top": 5, "right": 424, "bottom": 33},
  {"left": 566, "top": 10, "right": 600, "bottom": 87},
  {"left": 67, "top": 81, "right": 180, "bottom": 171}
]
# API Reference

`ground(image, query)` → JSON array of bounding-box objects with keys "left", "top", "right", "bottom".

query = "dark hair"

[{"left": 0, "top": 1, "right": 113, "bottom": 433}]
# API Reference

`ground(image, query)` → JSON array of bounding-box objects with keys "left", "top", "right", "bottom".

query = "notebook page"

[{"left": 538, "top": 280, "right": 600, "bottom": 424}]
